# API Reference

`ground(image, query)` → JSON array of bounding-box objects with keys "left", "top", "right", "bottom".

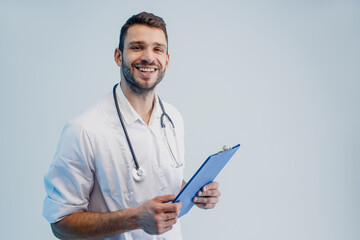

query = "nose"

[{"left": 140, "top": 48, "right": 155, "bottom": 65}]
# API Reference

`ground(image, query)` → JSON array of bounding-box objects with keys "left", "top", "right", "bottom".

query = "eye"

[
  {"left": 154, "top": 47, "right": 164, "bottom": 53},
  {"left": 131, "top": 45, "right": 142, "bottom": 50}
]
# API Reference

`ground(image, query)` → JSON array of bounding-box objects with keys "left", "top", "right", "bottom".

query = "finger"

[
  {"left": 202, "top": 181, "right": 219, "bottom": 191},
  {"left": 193, "top": 196, "right": 219, "bottom": 204},
  {"left": 163, "top": 211, "right": 179, "bottom": 221},
  {"left": 165, "top": 201, "right": 181, "bottom": 213},
  {"left": 157, "top": 216, "right": 177, "bottom": 234},
  {"left": 197, "top": 189, "right": 221, "bottom": 197},
  {"left": 164, "top": 216, "right": 178, "bottom": 225},
  {"left": 194, "top": 202, "right": 216, "bottom": 209},
  {"left": 156, "top": 194, "right": 176, "bottom": 203},
  {"left": 158, "top": 224, "right": 174, "bottom": 235},
  {"left": 161, "top": 202, "right": 181, "bottom": 213}
]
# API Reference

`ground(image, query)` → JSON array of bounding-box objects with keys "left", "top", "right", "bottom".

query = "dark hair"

[{"left": 119, "top": 12, "right": 168, "bottom": 53}]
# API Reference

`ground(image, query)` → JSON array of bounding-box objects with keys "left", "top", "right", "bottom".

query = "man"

[{"left": 43, "top": 12, "right": 220, "bottom": 240}]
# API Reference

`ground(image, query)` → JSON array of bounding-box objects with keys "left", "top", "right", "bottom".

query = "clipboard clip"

[{"left": 218, "top": 145, "right": 231, "bottom": 153}]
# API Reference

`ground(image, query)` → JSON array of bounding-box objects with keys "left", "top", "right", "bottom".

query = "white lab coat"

[{"left": 43, "top": 85, "right": 185, "bottom": 240}]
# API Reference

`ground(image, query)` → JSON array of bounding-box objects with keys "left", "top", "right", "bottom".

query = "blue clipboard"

[{"left": 173, "top": 144, "right": 240, "bottom": 218}]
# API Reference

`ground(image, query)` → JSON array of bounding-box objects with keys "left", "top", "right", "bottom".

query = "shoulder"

[
  {"left": 62, "top": 92, "right": 114, "bottom": 140},
  {"left": 70, "top": 92, "right": 113, "bottom": 130},
  {"left": 56, "top": 92, "right": 114, "bottom": 162}
]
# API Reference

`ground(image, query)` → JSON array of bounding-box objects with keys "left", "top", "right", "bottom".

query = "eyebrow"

[
  {"left": 128, "top": 41, "right": 167, "bottom": 49},
  {"left": 153, "top": 42, "right": 167, "bottom": 49}
]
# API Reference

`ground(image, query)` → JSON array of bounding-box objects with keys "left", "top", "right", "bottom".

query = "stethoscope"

[{"left": 113, "top": 83, "right": 183, "bottom": 182}]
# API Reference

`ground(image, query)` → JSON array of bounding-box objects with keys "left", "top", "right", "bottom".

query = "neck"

[{"left": 120, "top": 81, "right": 155, "bottom": 125}]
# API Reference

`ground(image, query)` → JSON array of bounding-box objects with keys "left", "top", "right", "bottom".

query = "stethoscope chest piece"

[{"left": 132, "top": 167, "right": 146, "bottom": 182}]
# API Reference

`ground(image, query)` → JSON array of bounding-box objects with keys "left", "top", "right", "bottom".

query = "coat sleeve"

[{"left": 42, "top": 121, "right": 95, "bottom": 223}]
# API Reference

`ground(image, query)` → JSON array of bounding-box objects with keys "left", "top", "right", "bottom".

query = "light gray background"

[{"left": 1, "top": 0, "right": 359, "bottom": 239}]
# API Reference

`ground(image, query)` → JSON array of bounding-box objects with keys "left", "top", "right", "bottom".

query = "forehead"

[{"left": 124, "top": 24, "right": 167, "bottom": 47}]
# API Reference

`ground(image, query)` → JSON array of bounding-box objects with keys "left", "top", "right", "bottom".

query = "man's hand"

[
  {"left": 136, "top": 195, "right": 181, "bottom": 235},
  {"left": 193, "top": 181, "right": 221, "bottom": 209}
]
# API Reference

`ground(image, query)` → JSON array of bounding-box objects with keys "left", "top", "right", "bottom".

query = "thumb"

[{"left": 156, "top": 194, "right": 176, "bottom": 203}]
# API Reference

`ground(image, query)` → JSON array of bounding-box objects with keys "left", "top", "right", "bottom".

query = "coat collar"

[{"left": 115, "top": 83, "right": 162, "bottom": 126}]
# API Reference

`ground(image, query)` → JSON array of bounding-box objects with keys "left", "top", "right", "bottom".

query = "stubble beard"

[{"left": 121, "top": 57, "right": 166, "bottom": 96}]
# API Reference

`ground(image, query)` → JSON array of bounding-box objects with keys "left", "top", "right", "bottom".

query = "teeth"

[{"left": 138, "top": 67, "right": 156, "bottom": 72}]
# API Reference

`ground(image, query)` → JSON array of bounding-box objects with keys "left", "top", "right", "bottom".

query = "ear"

[
  {"left": 165, "top": 53, "right": 170, "bottom": 71},
  {"left": 114, "top": 48, "right": 122, "bottom": 67}
]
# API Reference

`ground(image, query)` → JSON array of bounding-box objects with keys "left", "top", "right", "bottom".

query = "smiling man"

[
  {"left": 118, "top": 24, "right": 168, "bottom": 96},
  {"left": 43, "top": 12, "right": 221, "bottom": 240}
]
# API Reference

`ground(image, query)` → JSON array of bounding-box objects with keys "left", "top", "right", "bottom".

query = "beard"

[{"left": 121, "top": 57, "right": 166, "bottom": 95}]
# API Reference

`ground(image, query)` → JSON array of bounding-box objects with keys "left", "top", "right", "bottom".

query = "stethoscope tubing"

[{"left": 113, "top": 83, "right": 141, "bottom": 170}]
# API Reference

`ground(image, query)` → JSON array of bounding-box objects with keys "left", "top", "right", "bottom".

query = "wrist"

[
  {"left": 131, "top": 206, "right": 142, "bottom": 231},
  {"left": 112, "top": 207, "right": 141, "bottom": 233}
]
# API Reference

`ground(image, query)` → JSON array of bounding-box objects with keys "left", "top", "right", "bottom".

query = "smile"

[{"left": 135, "top": 66, "right": 158, "bottom": 73}]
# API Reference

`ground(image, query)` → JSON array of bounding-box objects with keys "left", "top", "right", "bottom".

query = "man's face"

[{"left": 117, "top": 24, "right": 169, "bottom": 95}]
